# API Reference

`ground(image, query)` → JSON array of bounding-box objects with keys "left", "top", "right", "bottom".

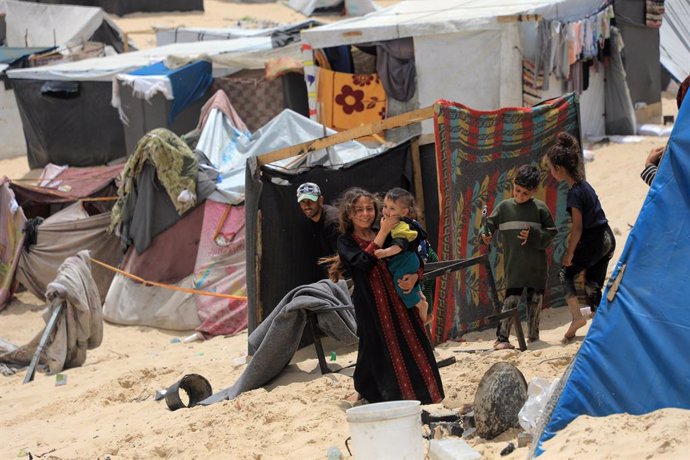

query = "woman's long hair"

[{"left": 321, "top": 187, "right": 380, "bottom": 282}]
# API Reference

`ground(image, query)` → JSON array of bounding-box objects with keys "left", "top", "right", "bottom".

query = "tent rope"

[{"left": 89, "top": 257, "right": 247, "bottom": 300}]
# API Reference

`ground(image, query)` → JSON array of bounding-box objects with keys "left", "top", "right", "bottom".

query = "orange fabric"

[{"left": 317, "top": 67, "right": 387, "bottom": 132}]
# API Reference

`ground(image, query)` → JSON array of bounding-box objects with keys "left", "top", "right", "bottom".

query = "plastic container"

[
  {"left": 429, "top": 439, "right": 481, "bottom": 460},
  {"left": 346, "top": 400, "right": 423, "bottom": 460}
]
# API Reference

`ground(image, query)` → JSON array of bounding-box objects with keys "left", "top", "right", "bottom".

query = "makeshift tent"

[
  {"left": 102, "top": 130, "right": 247, "bottom": 336},
  {"left": 202, "top": 106, "right": 377, "bottom": 205},
  {"left": 245, "top": 140, "right": 413, "bottom": 333},
  {"left": 0, "top": 179, "right": 26, "bottom": 310},
  {"left": 287, "top": 0, "right": 376, "bottom": 16},
  {"left": 16, "top": 0, "right": 203, "bottom": 16},
  {"left": 0, "top": 46, "right": 53, "bottom": 159},
  {"left": 9, "top": 164, "right": 123, "bottom": 302},
  {"left": 613, "top": 0, "right": 663, "bottom": 122},
  {"left": 114, "top": 60, "right": 214, "bottom": 156},
  {"left": 660, "top": 0, "right": 690, "bottom": 83},
  {"left": 7, "top": 38, "right": 273, "bottom": 168},
  {"left": 212, "top": 69, "right": 309, "bottom": 133},
  {"left": 534, "top": 76, "right": 690, "bottom": 457},
  {"left": 0, "top": 0, "right": 129, "bottom": 161},
  {"left": 155, "top": 20, "right": 321, "bottom": 47},
  {"left": 0, "top": 0, "right": 127, "bottom": 52},
  {"left": 432, "top": 93, "right": 579, "bottom": 343},
  {"left": 301, "top": 0, "right": 641, "bottom": 138}
]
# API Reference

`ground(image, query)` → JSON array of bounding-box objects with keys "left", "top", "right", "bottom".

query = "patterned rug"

[{"left": 431, "top": 93, "right": 580, "bottom": 344}]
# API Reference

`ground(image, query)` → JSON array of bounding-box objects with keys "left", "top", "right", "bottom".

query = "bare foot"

[
  {"left": 345, "top": 392, "right": 362, "bottom": 404},
  {"left": 493, "top": 341, "right": 515, "bottom": 350},
  {"left": 563, "top": 317, "right": 587, "bottom": 340}
]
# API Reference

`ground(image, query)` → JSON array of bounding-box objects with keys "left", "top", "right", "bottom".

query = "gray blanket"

[
  {"left": 0, "top": 250, "right": 103, "bottom": 376},
  {"left": 201, "top": 279, "right": 357, "bottom": 405}
]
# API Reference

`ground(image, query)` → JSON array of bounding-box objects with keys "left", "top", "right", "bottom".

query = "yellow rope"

[{"left": 89, "top": 257, "right": 248, "bottom": 301}]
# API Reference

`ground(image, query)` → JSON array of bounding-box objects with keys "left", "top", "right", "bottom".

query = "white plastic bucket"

[{"left": 346, "top": 400, "right": 423, "bottom": 460}]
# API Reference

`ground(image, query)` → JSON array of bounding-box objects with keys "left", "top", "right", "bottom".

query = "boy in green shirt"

[{"left": 481, "top": 165, "right": 557, "bottom": 349}]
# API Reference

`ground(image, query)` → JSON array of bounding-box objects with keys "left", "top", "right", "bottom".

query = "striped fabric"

[{"left": 430, "top": 93, "right": 580, "bottom": 344}]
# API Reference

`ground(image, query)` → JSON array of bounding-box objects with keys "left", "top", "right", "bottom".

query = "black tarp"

[
  {"left": 13, "top": 79, "right": 126, "bottom": 168},
  {"left": 117, "top": 80, "right": 211, "bottom": 157},
  {"left": 245, "top": 141, "right": 417, "bottom": 334},
  {"left": 18, "top": 0, "right": 203, "bottom": 16}
]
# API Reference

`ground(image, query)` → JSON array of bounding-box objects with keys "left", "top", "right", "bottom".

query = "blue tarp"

[
  {"left": 537, "top": 96, "right": 690, "bottom": 455},
  {"left": 0, "top": 47, "right": 55, "bottom": 66},
  {"left": 128, "top": 60, "right": 212, "bottom": 123}
]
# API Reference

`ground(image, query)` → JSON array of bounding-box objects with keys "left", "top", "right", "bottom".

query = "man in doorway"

[{"left": 297, "top": 182, "right": 340, "bottom": 270}]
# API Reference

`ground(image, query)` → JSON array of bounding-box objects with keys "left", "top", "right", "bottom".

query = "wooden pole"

[
  {"left": 257, "top": 106, "right": 434, "bottom": 166},
  {"left": 410, "top": 138, "right": 426, "bottom": 228},
  {"left": 23, "top": 298, "right": 63, "bottom": 384}
]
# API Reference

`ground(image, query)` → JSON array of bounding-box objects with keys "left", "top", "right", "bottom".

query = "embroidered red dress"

[{"left": 338, "top": 233, "right": 444, "bottom": 404}]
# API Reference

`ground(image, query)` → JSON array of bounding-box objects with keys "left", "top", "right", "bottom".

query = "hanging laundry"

[
  {"left": 522, "top": 59, "right": 544, "bottom": 107},
  {"left": 317, "top": 67, "right": 387, "bottom": 132}
]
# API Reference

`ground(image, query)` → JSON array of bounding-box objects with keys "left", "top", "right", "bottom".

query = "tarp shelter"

[
  {"left": 102, "top": 130, "right": 247, "bottom": 337},
  {"left": 16, "top": 0, "right": 203, "bottom": 16},
  {"left": 245, "top": 140, "right": 413, "bottom": 334},
  {"left": 301, "top": 0, "right": 638, "bottom": 138},
  {"left": 0, "top": 46, "right": 53, "bottom": 159},
  {"left": 8, "top": 163, "right": 123, "bottom": 303},
  {"left": 0, "top": 0, "right": 127, "bottom": 52},
  {"left": 210, "top": 43, "right": 312, "bottom": 133},
  {"left": 155, "top": 20, "right": 321, "bottom": 47},
  {"left": 660, "top": 0, "right": 690, "bottom": 83},
  {"left": 287, "top": 0, "right": 376, "bottom": 16},
  {"left": 7, "top": 38, "right": 273, "bottom": 168},
  {"left": 114, "top": 60, "right": 214, "bottom": 156},
  {"left": 534, "top": 73, "right": 690, "bottom": 457},
  {"left": 613, "top": 0, "right": 663, "bottom": 122}
]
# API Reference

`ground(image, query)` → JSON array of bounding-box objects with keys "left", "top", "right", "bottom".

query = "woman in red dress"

[{"left": 327, "top": 187, "right": 444, "bottom": 404}]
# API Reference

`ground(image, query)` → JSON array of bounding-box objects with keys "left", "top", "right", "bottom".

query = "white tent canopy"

[
  {"left": 7, "top": 38, "right": 273, "bottom": 81},
  {"left": 660, "top": 0, "right": 690, "bottom": 83},
  {"left": 302, "top": 0, "right": 559, "bottom": 48},
  {"left": 302, "top": 0, "right": 612, "bottom": 138},
  {"left": 0, "top": 0, "right": 123, "bottom": 48}
]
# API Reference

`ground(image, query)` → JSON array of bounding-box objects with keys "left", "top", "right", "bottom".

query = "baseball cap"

[{"left": 296, "top": 182, "right": 321, "bottom": 203}]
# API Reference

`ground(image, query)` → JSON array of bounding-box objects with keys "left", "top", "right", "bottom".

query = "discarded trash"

[
  {"left": 461, "top": 427, "right": 476, "bottom": 440},
  {"left": 154, "top": 389, "right": 167, "bottom": 401},
  {"left": 500, "top": 442, "right": 515, "bottom": 456},
  {"left": 518, "top": 377, "right": 560, "bottom": 435},
  {"left": 326, "top": 445, "right": 342, "bottom": 460},
  {"left": 55, "top": 373, "right": 67, "bottom": 386},
  {"left": 164, "top": 374, "right": 213, "bottom": 411},
  {"left": 428, "top": 438, "right": 480, "bottom": 460},
  {"left": 330, "top": 351, "right": 337, "bottom": 362},
  {"left": 183, "top": 333, "right": 201, "bottom": 343},
  {"left": 170, "top": 337, "right": 181, "bottom": 344},
  {"left": 517, "top": 431, "right": 532, "bottom": 447}
]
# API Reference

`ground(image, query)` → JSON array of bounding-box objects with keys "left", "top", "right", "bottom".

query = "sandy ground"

[{"left": 1, "top": 2, "right": 688, "bottom": 455}]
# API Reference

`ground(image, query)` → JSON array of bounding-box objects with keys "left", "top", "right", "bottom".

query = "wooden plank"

[
  {"left": 257, "top": 106, "right": 435, "bottom": 166},
  {"left": 410, "top": 138, "right": 426, "bottom": 228}
]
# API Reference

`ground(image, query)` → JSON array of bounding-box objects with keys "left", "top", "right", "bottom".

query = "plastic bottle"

[{"left": 326, "top": 446, "right": 342, "bottom": 460}]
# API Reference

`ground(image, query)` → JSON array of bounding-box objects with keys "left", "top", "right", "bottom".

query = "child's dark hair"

[
  {"left": 385, "top": 187, "right": 418, "bottom": 218},
  {"left": 514, "top": 165, "right": 540, "bottom": 190},
  {"left": 321, "top": 187, "right": 380, "bottom": 282},
  {"left": 546, "top": 132, "right": 584, "bottom": 182}
]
